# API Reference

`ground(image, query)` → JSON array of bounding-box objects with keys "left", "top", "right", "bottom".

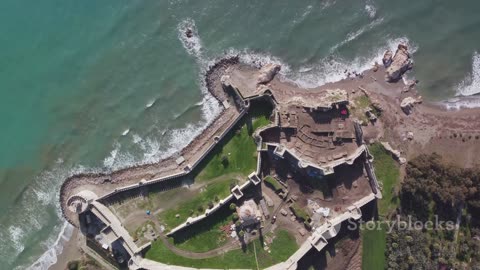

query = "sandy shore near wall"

[{"left": 49, "top": 228, "right": 82, "bottom": 270}]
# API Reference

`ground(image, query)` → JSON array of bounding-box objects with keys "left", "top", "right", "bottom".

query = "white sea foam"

[
  {"left": 441, "top": 52, "right": 480, "bottom": 109},
  {"left": 456, "top": 52, "right": 480, "bottom": 97},
  {"left": 122, "top": 128, "right": 130, "bottom": 136},
  {"left": 444, "top": 97, "right": 480, "bottom": 110},
  {"left": 365, "top": 2, "right": 377, "bottom": 18},
  {"left": 5, "top": 163, "right": 92, "bottom": 270},
  {"left": 329, "top": 17, "right": 384, "bottom": 53},
  {"left": 178, "top": 18, "right": 203, "bottom": 59},
  {"left": 27, "top": 222, "right": 74, "bottom": 270},
  {"left": 146, "top": 99, "right": 156, "bottom": 108},
  {"left": 292, "top": 5, "right": 313, "bottom": 25},
  {"left": 96, "top": 18, "right": 223, "bottom": 171},
  {"left": 283, "top": 37, "right": 418, "bottom": 89},
  {"left": 223, "top": 36, "right": 417, "bottom": 90},
  {"left": 8, "top": 226, "right": 25, "bottom": 254}
]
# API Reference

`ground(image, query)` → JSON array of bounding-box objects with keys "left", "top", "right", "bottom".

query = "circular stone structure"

[{"left": 67, "top": 190, "right": 98, "bottom": 214}]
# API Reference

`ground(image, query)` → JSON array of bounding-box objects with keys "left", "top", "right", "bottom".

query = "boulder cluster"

[{"left": 400, "top": 96, "right": 423, "bottom": 115}]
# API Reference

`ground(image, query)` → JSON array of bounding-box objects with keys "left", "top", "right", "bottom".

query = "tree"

[{"left": 229, "top": 203, "right": 237, "bottom": 211}]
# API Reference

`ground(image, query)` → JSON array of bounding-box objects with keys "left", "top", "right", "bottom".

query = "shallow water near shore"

[{"left": 1, "top": 0, "right": 480, "bottom": 269}]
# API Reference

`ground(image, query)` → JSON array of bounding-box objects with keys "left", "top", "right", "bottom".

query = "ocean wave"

[
  {"left": 95, "top": 18, "right": 223, "bottom": 171},
  {"left": 26, "top": 222, "right": 74, "bottom": 270},
  {"left": 177, "top": 18, "right": 203, "bottom": 58},
  {"left": 2, "top": 163, "right": 92, "bottom": 270},
  {"left": 443, "top": 96, "right": 480, "bottom": 110},
  {"left": 365, "top": 1, "right": 377, "bottom": 18},
  {"left": 292, "top": 5, "right": 313, "bottom": 25},
  {"left": 284, "top": 37, "right": 418, "bottom": 88},
  {"left": 329, "top": 17, "right": 384, "bottom": 53},
  {"left": 456, "top": 52, "right": 480, "bottom": 97}
]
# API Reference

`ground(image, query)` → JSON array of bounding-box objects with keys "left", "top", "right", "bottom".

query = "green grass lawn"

[
  {"left": 361, "top": 222, "right": 386, "bottom": 270},
  {"left": 159, "top": 180, "right": 235, "bottom": 230},
  {"left": 264, "top": 176, "right": 283, "bottom": 192},
  {"left": 290, "top": 203, "right": 310, "bottom": 222},
  {"left": 369, "top": 143, "right": 400, "bottom": 216},
  {"left": 159, "top": 105, "right": 272, "bottom": 230},
  {"left": 146, "top": 230, "right": 298, "bottom": 269},
  {"left": 169, "top": 206, "right": 235, "bottom": 252},
  {"left": 195, "top": 100, "right": 272, "bottom": 183}
]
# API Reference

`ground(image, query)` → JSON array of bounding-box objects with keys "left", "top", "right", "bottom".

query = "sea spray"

[
  {"left": 329, "top": 17, "right": 385, "bottom": 53},
  {"left": 365, "top": 1, "right": 377, "bottom": 18},
  {"left": 456, "top": 52, "right": 480, "bottom": 97},
  {"left": 96, "top": 18, "right": 224, "bottom": 171},
  {"left": 26, "top": 222, "right": 74, "bottom": 270}
]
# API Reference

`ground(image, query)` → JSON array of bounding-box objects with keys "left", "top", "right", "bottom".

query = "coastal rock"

[
  {"left": 221, "top": 75, "right": 232, "bottom": 88},
  {"left": 385, "top": 44, "right": 413, "bottom": 82},
  {"left": 371, "top": 100, "right": 384, "bottom": 112},
  {"left": 380, "top": 142, "right": 406, "bottom": 164},
  {"left": 400, "top": 96, "right": 422, "bottom": 115},
  {"left": 382, "top": 50, "right": 393, "bottom": 68},
  {"left": 407, "top": 132, "right": 414, "bottom": 140},
  {"left": 257, "top": 63, "right": 281, "bottom": 85}
]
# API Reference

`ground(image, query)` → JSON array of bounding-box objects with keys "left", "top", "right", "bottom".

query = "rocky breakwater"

[
  {"left": 383, "top": 44, "right": 413, "bottom": 82},
  {"left": 60, "top": 56, "right": 243, "bottom": 227}
]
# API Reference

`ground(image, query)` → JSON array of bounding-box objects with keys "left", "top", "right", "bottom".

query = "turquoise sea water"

[{"left": 1, "top": 1, "right": 480, "bottom": 269}]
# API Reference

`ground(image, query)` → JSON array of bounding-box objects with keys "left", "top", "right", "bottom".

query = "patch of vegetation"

[
  {"left": 159, "top": 180, "right": 236, "bottom": 230},
  {"left": 169, "top": 206, "right": 235, "bottom": 252},
  {"left": 385, "top": 154, "right": 480, "bottom": 269},
  {"left": 66, "top": 255, "right": 102, "bottom": 270},
  {"left": 290, "top": 203, "right": 310, "bottom": 222},
  {"left": 351, "top": 95, "right": 381, "bottom": 123},
  {"left": 369, "top": 143, "right": 400, "bottom": 216},
  {"left": 264, "top": 176, "right": 283, "bottom": 192},
  {"left": 195, "top": 102, "right": 272, "bottom": 183},
  {"left": 361, "top": 222, "right": 386, "bottom": 270},
  {"left": 146, "top": 230, "right": 298, "bottom": 269}
]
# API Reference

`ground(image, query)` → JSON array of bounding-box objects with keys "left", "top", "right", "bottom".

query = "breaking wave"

[
  {"left": 442, "top": 52, "right": 480, "bottom": 109},
  {"left": 26, "top": 222, "right": 74, "bottom": 270},
  {"left": 365, "top": 1, "right": 377, "bottom": 18},
  {"left": 283, "top": 37, "right": 417, "bottom": 88},
  {"left": 96, "top": 18, "right": 223, "bottom": 171},
  {"left": 456, "top": 52, "right": 480, "bottom": 97},
  {"left": 4, "top": 163, "right": 92, "bottom": 270},
  {"left": 329, "top": 17, "right": 384, "bottom": 53}
]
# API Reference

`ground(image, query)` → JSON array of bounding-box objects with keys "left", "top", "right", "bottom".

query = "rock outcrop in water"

[
  {"left": 257, "top": 63, "right": 281, "bottom": 84},
  {"left": 385, "top": 44, "right": 413, "bottom": 82}
]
